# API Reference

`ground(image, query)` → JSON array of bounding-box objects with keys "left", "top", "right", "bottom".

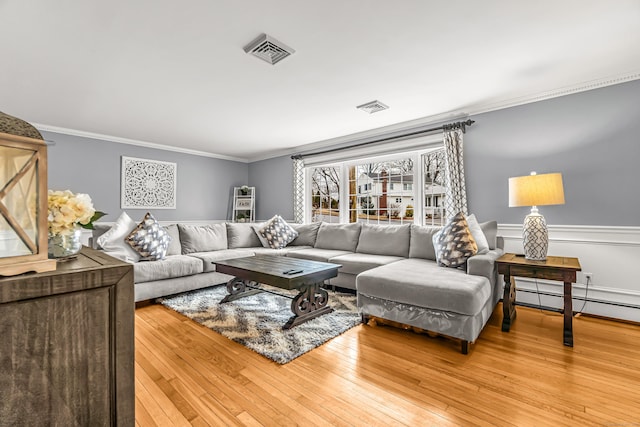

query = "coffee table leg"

[
  {"left": 284, "top": 282, "right": 334, "bottom": 329},
  {"left": 220, "top": 277, "right": 262, "bottom": 303}
]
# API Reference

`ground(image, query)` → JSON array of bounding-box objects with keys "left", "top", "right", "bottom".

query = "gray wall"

[
  {"left": 248, "top": 79, "right": 640, "bottom": 227},
  {"left": 43, "top": 79, "right": 640, "bottom": 226},
  {"left": 44, "top": 131, "right": 248, "bottom": 222},
  {"left": 248, "top": 155, "right": 294, "bottom": 220},
  {"left": 466, "top": 79, "right": 640, "bottom": 226}
]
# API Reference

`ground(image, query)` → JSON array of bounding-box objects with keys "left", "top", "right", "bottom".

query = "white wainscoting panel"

[{"left": 499, "top": 224, "right": 640, "bottom": 323}]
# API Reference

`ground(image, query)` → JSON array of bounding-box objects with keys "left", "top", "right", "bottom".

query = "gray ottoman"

[{"left": 356, "top": 258, "right": 493, "bottom": 354}]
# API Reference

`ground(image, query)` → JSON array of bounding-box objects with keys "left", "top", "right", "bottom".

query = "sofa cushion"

[
  {"left": 356, "top": 258, "right": 491, "bottom": 316},
  {"left": 126, "top": 213, "right": 171, "bottom": 261},
  {"left": 314, "top": 222, "right": 361, "bottom": 251},
  {"left": 409, "top": 225, "right": 441, "bottom": 260},
  {"left": 289, "top": 222, "right": 321, "bottom": 246},
  {"left": 133, "top": 254, "right": 203, "bottom": 283},
  {"left": 226, "top": 222, "right": 264, "bottom": 249},
  {"left": 178, "top": 223, "right": 227, "bottom": 254},
  {"left": 96, "top": 212, "right": 140, "bottom": 263},
  {"left": 479, "top": 220, "right": 498, "bottom": 250},
  {"left": 466, "top": 214, "right": 489, "bottom": 255},
  {"left": 329, "top": 252, "right": 404, "bottom": 275},
  {"left": 355, "top": 224, "right": 411, "bottom": 257},
  {"left": 164, "top": 224, "right": 182, "bottom": 256},
  {"left": 433, "top": 212, "right": 477, "bottom": 268},
  {"left": 286, "top": 248, "right": 353, "bottom": 263},
  {"left": 188, "top": 249, "right": 256, "bottom": 273},
  {"left": 330, "top": 272, "right": 357, "bottom": 290},
  {"left": 257, "top": 215, "right": 299, "bottom": 249}
]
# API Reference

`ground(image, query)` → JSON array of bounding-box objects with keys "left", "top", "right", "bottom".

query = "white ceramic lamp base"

[{"left": 522, "top": 208, "right": 548, "bottom": 261}]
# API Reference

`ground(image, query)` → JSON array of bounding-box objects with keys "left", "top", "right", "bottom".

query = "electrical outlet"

[{"left": 583, "top": 272, "right": 593, "bottom": 283}]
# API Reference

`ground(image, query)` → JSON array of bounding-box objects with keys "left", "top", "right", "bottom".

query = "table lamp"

[{"left": 508, "top": 172, "right": 565, "bottom": 261}]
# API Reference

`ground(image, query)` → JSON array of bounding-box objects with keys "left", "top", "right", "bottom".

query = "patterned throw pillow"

[
  {"left": 432, "top": 212, "right": 478, "bottom": 268},
  {"left": 258, "top": 215, "right": 299, "bottom": 249},
  {"left": 126, "top": 213, "right": 171, "bottom": 261}
]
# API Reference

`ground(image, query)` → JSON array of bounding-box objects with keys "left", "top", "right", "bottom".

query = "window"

[
  {"left": 309, "top": 166, "right": 340, "bottom": 223},
  {"left": 423, "top": 149, "right": 446, "bottom": 226},
  {"left": 303, "top": 141, "right": 447, "bottom": 226},
  {"left": 347, "top": 158, "right": 414, "bottom": 225}
]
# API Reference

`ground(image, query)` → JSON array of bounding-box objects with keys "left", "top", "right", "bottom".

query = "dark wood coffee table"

[{"left": 213, "top": 255, "right": 341, "bottom": 329}]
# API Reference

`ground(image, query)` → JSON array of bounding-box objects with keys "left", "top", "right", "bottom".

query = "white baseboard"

[{"left": 500, "top": 224, "right": 640, "bottom": 323}]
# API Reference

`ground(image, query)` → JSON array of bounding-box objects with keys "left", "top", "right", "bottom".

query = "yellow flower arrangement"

[{"left": 47, "top": 190, "right": 106, "bottom": 235}]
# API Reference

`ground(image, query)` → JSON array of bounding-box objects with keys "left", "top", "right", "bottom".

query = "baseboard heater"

[{"left": 509, "top": 287, "right": 640, "bottom": 311}]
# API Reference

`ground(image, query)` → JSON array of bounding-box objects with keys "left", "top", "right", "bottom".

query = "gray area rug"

[{"left": 158, "top": 284, "right": 361, "bottom": 364}]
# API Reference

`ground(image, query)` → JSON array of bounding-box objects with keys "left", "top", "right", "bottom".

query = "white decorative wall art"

[{"left": 121, "top": 156, "right": 177, "bottom": 209}]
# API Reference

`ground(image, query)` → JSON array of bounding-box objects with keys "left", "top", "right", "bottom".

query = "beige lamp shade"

[{"left": 509, "top": 172, "right": 565, "bottom": 207}]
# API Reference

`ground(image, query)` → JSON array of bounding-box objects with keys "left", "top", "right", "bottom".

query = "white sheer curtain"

[
  {"left": 442, "top": 128, "right": 468, "bottom": 220},
  {"left": 292, "top": 157, "right": 305, "bottom": 223}
]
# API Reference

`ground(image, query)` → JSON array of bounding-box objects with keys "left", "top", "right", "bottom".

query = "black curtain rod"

[{"left": 291, "top": 119, "right": 475, "bottom": 160}]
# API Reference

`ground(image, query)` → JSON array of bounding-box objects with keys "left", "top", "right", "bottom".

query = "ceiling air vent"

[
  {"left": 356, "top": 100, "right": 389, "bottom": 114},
  {"left": 243, "top": 33, "right": 295, "bottom": 65}
]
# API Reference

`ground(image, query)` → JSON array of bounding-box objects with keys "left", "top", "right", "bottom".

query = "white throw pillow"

[
  {"left": 466, "top": 214, "right": 490, "bottom": 255},
  {"left": 96, "top": 212, "right": 141, "bottom": 263}
]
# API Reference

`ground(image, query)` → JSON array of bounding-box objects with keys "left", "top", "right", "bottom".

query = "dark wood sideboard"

[{"left": 0, "top": 246, "right": 135, "bottom": 426}]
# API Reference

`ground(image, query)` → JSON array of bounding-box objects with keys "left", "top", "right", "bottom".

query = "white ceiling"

[{"left": 1, "top": 1, "right": 639, "bottom": 162}]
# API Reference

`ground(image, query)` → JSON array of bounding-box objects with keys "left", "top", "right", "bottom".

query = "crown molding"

[
  {"left": 246, "top": 111, "right": 468, "bottom": 162},
  {"left": 34, "top": 124, "right": 249, "bottom": 163},
  {"left": 249, "top": 71, "right": 640, "bottom": 162},
  {"left": 35, "top": 71, "right": 640, "bottom": 164},
  {"left": 467, "top": 71, "right": 640, "bottom": 117}
]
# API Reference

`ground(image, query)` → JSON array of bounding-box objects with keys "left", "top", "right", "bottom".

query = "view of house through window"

[
  {"left": 348, "top": 158, "right": 414, "bottom": 224},
  {"left": 307, "top": 147, "right": 447, "bottom": 226}
]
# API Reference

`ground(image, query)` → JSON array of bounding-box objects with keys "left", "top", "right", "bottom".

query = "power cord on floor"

[{"left": 574, "top": 276, "right": 591, "bottom": 317}]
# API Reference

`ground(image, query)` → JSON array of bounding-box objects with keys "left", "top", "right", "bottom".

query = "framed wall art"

[{"left": 121, "top": 156, "right": 177, "bottom": 209}]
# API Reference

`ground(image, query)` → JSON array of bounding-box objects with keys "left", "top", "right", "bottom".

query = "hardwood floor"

[{"left": 135, "top": 302, "right": 640, "bottom": 426}]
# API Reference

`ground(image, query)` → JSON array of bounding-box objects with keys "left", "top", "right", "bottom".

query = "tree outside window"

[
  {"left": 310, "top": 166, "right": 340, "bottom": 223},
  {"left": 423, "top": 149, "right": 446, "bottom": 226}
]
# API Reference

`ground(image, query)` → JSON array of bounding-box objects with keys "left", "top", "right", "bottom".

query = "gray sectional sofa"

[{"left": 93, "top": 220, "right": 503, "bottom": 353}]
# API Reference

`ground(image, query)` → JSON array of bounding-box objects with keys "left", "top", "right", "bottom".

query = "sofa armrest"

[{"left": 466, "top": 248, "right": 504, "bottom": 282}]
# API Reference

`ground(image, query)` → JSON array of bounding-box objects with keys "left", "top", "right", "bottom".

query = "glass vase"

[{"left": 48, "top": 226, "right": 82, "bottom": 259}]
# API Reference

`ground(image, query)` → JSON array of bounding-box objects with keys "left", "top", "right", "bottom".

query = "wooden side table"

[
  {"left": 0, "top": 247, "right": 135, "bottom": 425},
  {"left": 496, "top": 253, "right": 581, "bottom": 347}
]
